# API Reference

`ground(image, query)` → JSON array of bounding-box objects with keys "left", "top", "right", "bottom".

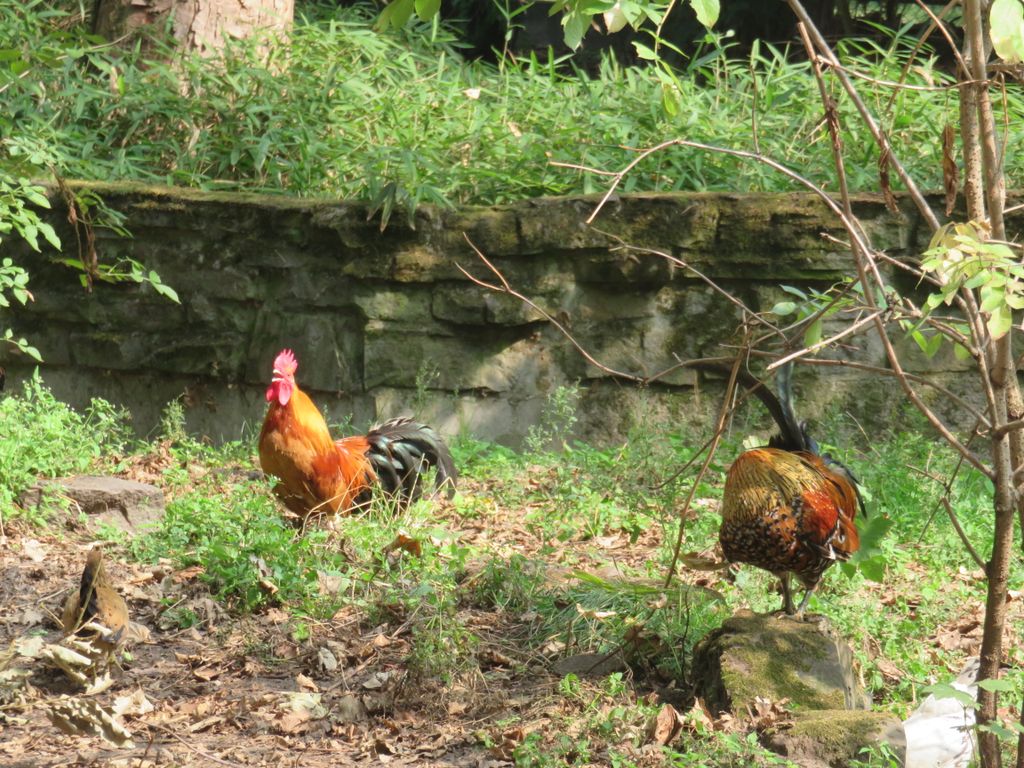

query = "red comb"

[{"left": 273, "top": 349, "right": 298, "bottom": 374}]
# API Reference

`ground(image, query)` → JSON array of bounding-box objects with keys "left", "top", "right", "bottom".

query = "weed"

[
  {"left": 2, "top": 4, "right": 992, "bottom": 218},
  {"left": 526, "top": 383, "right": 580, "bottom": 454},
  {"left": 0, "top": 373, "right": 130, "bottom": 522}
]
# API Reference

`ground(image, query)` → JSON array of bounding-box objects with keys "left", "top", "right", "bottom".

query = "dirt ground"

[{"left": 0, "top": 478, "right": 679, "bottom": 768}]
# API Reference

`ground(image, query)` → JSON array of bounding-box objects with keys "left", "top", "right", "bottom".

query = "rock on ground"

[
  {"left": 692, "top": 610, "right": 904, "bottom": 767},
  {"left": 20, "top": 476, "right": 165, "bottom": 534}
]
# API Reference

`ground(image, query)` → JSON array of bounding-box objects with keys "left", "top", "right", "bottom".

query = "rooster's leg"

[
  {"left": 779, "top": 573, "right": 796, "bottom": 615},
  {"left": 794, "top": 583, "right": 817, "bottom": 619}
]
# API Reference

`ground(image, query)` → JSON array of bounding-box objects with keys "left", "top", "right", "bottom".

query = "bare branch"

[
  {"left": 665, "top": 350, "right": 745, "bottom": 588},
  {"left": 941, "top": 498, "right": 989, "bottom": 574},
  {"left": 766, "top": 310, "right": 884, "bottom": 371},
  {"left": 786, "top": 0, "right": 942, "bottom": 230}
]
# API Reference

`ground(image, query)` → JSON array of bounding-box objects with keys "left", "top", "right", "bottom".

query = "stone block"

[
  {"left": 767, "top": 710, "right": 906, "bottom": 768},
  {"left": 363, "top": 326, "right": 558, "bottom": 394},
  {"left": 353, "top": 285, "right": 432, "bottom": 323},
  {"left": 692, "top": 610, "right": 871, "bottom": 715},
  {"left": 246, "top": 310, "right": 364, "bottom": 392},
  {"left": 20, "top": 475, "right": 165, "bottom": 535},
  {"left": 444, "top": 207, "right": 521, "bottom": 257}
]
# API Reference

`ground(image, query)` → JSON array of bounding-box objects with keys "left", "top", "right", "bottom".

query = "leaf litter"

[{"left": 0, "top": 459, "right": 1018, "bottom": 767}]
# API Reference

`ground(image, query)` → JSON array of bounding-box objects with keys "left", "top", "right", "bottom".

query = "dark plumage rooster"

[
  {"left": 259, "top": 349, "right": 457, "bottom": 520},
  {"left": 719, "top": 363, "right": 864, "bottom": 617}
]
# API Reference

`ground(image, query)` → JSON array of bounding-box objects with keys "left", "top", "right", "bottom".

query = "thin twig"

[
  {"left": 457, "top": 235, "right": 644, "bottom": 383},
  {"left": 942, "top": 497, "right": 988, "bottom": 572},
  {"left": 147, "top": 724, "right": 245, "bottom": 768},
  {"left": 787, "top": 0, "right": 941, "bottom": 231},
  {"left": 664, "top": 350, "right": 745, "bottom": 588},
  {"left": 766, "top": 309, "right": 884, "bottom": 371}
]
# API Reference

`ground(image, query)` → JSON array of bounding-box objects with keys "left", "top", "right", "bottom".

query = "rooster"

[
  {"left": 258, "top": 349, "right": 457, "bottom": 520},
  {"left": 719, "top": 363, "right": 864, "bottom": 617}
]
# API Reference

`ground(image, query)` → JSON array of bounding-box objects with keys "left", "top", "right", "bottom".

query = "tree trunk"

[{"left": 93, "top": 0, "right": 293, "bottom": 56}]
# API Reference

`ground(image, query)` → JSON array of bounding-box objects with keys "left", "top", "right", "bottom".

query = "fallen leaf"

[
  {"left": 383, "top": 533, "right": 422, "bottom": 558},
  {"left": 47, "top": 696, "right": 134, "bottom": 748},
  {"left": 171, "top": 565, "right": 205, "bottom": 583},
  {"left": 22, "top": 539, "right": 47, "bottom": 563},
  {"left": 278, "top": 692, "right": 327, "bottom": 734},
  {"left": 650, "top": 703, "right": 682, "bottom": 746},
  {"left": 316, "top": 646, "right": 338, "bottom": 673},
  {"left": 362, "top": 671, "right": 392, "bottom": 690},
  {"left": 265, "top": 608, "right": 289, "bottom": 624},
  {"left": 16, "top": 608, "right": 44, "bottom": 626},
  {"left": 112, "top": 689, "right": 154, "bottom": 718},
  {"left": 488, "top": 727, "right": 524, "bottom": 761},
  {"left": 296, "top": 673, "right": 318, "bottom": 692}
]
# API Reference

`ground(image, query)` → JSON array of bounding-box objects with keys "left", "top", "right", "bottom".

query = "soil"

[{"left": 0, "top": 473, "right": 679, "bottom": 768}]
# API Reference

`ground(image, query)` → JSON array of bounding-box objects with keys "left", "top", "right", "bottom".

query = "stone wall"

[{"left": 0, "top": 183, "right": 985, "bottom": 445}]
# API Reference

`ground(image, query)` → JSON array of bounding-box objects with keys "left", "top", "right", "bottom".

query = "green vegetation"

[
  {"left": 0, "top": 372, "right": 129, "bottom": 521},
  {"left": 2, "top": 1, "right": 1009, "bottom": 224},
  {"left": 2, "top": 379, "right": 1018, "bottom": 764}
]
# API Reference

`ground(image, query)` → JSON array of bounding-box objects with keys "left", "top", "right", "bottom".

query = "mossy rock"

[
  {"left": 692, "top": 610, "right": 870, "bottom": 715},
  {"left": 766, "top": 709, "right": 906, "bottom": 768}
]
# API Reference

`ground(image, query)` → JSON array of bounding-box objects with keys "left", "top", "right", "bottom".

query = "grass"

[
  {"left": 4, "top": 1, "right": 1021, "bottom": 224},
  {"left": 1, "top": 378, "right": 1020, "bottom": 764}
]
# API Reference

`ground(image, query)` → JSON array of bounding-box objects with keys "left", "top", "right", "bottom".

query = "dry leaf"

[
  {"left": 296, "top": 673, "right": 319, "bottom": 692},
  {"left": 278, "top": 692, "right": 327, "bottom": 734},
  {"left": 384, "top": 533, "right": 422, "bottom": 558},
  {"left": 112, "top": 689, "right": 154, "bottom": 718},
  {"left": 22, "top": 539, "right": 47, "bottom": 563},
  {"left": 47, "top": 696, "right": 134, "bottom": 748},
  {"left": 650, "top": 703, "right": 682, "bottom": 746},
  {"left": 681, "top": 552, "right": 729, "bottom": 571},
  {"left": 316, "top": 646, "right": 338, "bottom": 673},
  {"left": 575, "top": 604, "right": 616, "bottom": 620},
  {"left": 878, "top": 143, "right": 899, "bottom": 214},
  {"left": 171, "top": 565, "right": 205, "bottom": 583},
  {"left": 362, "top": 671, "right": 392, "bottom": 690},
  {"left": 488, "top": 727, "right": 525, "bottom": 761}
]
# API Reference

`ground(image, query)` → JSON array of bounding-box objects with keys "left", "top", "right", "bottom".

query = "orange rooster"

[
  {"left": 259, "top": 349, "right": 457, "bottom": 520},
  {"left": 719, "top": 363, "right": 864, "bottom": 617}
]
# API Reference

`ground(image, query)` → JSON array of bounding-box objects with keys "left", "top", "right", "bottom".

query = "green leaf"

[
  {"left": 924, "top": 332, "right": 943, "bottom": 359},
  {"left": 803, "top": 318, "right": 823, "bottom": 348},
  {"left": 953, "top": 343, "right": 972, "bottom": 361},
  {"left": 633, "top": 42, "right": 657, "bottom": 61},
  {"left": 991, "top": 0, "right": 1024, "bottom": 63},
  {"left": 37, "top": 222, "right": 60, "bottom": 250},
  {"left": 770, "top": 301, "right": 797, "bottom": 316},
  {"left": 987, "top": 303, "right": 1014, "bottom": 340},
  {"left": 857, "top": 556, "right": 886, "bottom": 583},
  {"left": 414, "top": 0, "right": 441, "bottom": 21},
  {"left": 979, "top": 721, "right": 1018, "bottom": 740},
  {"left": 964, "top": 270, "right": 991, "bottom": 290},
  {"left": 923, "top": 683, "right": 978, "bottom": 709},
  {"left": 977, "top": 676, "right": 1016, "bottom": 692},
  {"left": 660, "top": 83, "right": 680, "bottom": 116},
  {"left": 253, "top": 134, "right": 271, "bottom": 173},
  {"left": 562, "top": 10, "right": 589, "bottom": 50},
  {"left": 689, "top": 0, "right": 720, "bottom": 28},
  {"left": 375, "top": 0, "right": 416, "bottom": 30},
  {"left": 154, "top": 282, "right": 180, "bottom": 304}
]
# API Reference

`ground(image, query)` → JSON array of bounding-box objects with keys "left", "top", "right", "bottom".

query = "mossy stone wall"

[{"left": 0, "top": 182, "right": 982, "bottom": 444}]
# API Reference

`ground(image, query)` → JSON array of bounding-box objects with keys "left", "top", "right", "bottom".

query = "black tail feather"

[
  {"left": 765, "top": 362, "right": 817, "bottom": 454},
  {"left": 364, "top": 417, "right": 458, "bottom": 507}
]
